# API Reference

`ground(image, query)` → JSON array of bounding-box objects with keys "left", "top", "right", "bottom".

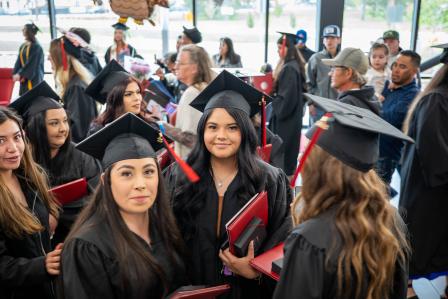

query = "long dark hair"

[
  {"left": 219, "top": 37, "right": 240, "bottom": 65},
  {"left": 64, "top": 159, "right": 185, "bottom": 297},
  {"left": 274, "top": 36, "right": 307, "bottom": 91},
  {"left": 25, "top": 110, "right": 74, "bottom": 186},
  {"left": 172, "top": 107, "right": 264, "bottom": 240},
  {"left": 93, "top": 76, "right": 142, "bottom": 127}
]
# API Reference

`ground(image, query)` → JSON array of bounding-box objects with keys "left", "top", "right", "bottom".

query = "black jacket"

[
  {"left": 168, "top": 159, "right": 293, "bottom": 299},
  {"left": 0, "top": 174, "right": 55, "bottom": 299},
  {"left": 337, "top": 86, "right": 380, "bottom": 115}
]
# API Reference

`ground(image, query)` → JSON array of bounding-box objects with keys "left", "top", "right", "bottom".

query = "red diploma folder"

[
  {"left": 249, "top": 243, "right": 284, "bottom": 281},
  {"left": 256, "top": 144, "right": 272, "bottom": 163},
  {"left": 49, "top": 178, "right": 88, "bottom": 205},
  {"left": 157, "top": 147, "right": 173, "bottom": 170},
  {"left": 225, "top": 191, "right": 268, "bottom": 256},
  {"left": 251, "top": 72, "right": 273, "bottom": 95},
  {"left": 166, "top": 284, "right": 231, "bottom": 299}
]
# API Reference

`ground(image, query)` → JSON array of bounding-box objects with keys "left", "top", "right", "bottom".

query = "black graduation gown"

[
  {"left": 13, "top": 41, "right": 45, "bottom": 95},
  {"left": 49, "top": 144, "right": 101, "bottom": 246},
  {"left": 255, "top": 125, "right": 285, "bottom": 169},
  {"left": 104, "top": 44, "right": 139, "bottom": 64},
  {"left": 60, "top": 215, "right": 187, "bottom": 299},
  {"left": 63, "top": 76, "right": 98, "bottom": 143},
  {"left": 0, "top": 174, "right": 55, "bottom": 299},
  {"left": 168, "top": 159, "right": 293, "bottom": 299},
  {"left": 399, "top": 87, "right": 448, "bottom": 277},
  {"left": 78, "top": 49, "right": 103, "bottom": 76},
  {"left": 269, "top": 60, "right": 305, "bottom": 176},
  {"left": 273, "top": 206, "right": 408, "bottom": 299}
]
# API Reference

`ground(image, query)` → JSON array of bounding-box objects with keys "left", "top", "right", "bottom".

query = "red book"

[
  {"left": 166, "top": 284, "right": 231, "bottom": 299},
  {"left": 249, "top": 243, "right": 284, "bottom": 281},
  {"left": 157, "top": 147, "right": 173, "bottom": 170},
  {"left": 256, "top": 144, "right": 272, "bottom": 163},
  {"left": 49, "top": 178, "right": 88, "bottom": 205},
  {"left": 225, "top": 191, "right": 268, "bottom": 256},
  {"left": 251, "top": 72, "right": 273, "bottom": 95}
]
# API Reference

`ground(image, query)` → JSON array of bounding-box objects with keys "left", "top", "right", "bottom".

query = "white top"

[{"left": 365, "top": 67, "right": 391, "bottom": 97}]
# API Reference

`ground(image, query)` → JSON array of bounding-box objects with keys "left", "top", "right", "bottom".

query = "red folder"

[
  {"left": 256, "top": 144, "right": 272, "bottom": 163},
  {"left": 157, "top": 146, "right": 173, "bottom": 170},
  {"left": 226, "top": 191, "right": 268, "bottom": 255},
  {"left": 249, "top": 243, "right": 284, "bottom": 281},
  {"left": 166, "top": 284, "right": 231, "bottom": 299},
  {"left": 251, "top": 72, "right": 273, "bottom": 95},
  {"left": 49, "top": 178, "right": 88, "bottom": 205}
]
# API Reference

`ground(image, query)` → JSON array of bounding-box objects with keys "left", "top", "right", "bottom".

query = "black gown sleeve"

[
  {"left": 81, "top": 152, "right": 101, "bottom": 192},
  {"left": 15, "top": 43, "right": 44, "bottom": 81},
  {"left": 272, "top": 64, "right": 303, "bottom": 121},
  {"left": 61, "top": 239, "right": 118, "bottom": 299},
  {"left": 0, "top": 233, "right": 48, "bottom": 287},
  {"left": 273, "top": 233, "right": 326, "bottom": 299},
  {"left": 104, "top": 47, "right": 111, "bottom": 64},
  {"left": 13, "top": 44, "right": 23, "bottom": 74},
  {"left": 413, "top": 92, "right": 448, "bottom": 187},
  {"left": 262, "top": 169, "right": 293, "bottom": 251}
]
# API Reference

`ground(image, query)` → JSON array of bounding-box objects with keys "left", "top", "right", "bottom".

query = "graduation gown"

[
  {"left": 273, "top": 206, "right": 408, "bottom": 299},
  {"left": 269, "top": 60, "right": 305, "bottom": 176},
  {"left": 60, "top": 215, "right": 187, "bottom": 299},
  {"left": 0, "top": 174, "right": 55, "bottom": 299},
  {"left": 168, "top": 159, "right": 293, "bottom": 299},
  {"left": 399, "top": 87, "right": 448, "bottom": 278},
  {"left": 13, "top": 41, "right": 45, "bottom": 95},
  {"left": 104, "top": 44, "right": 139, "bottom": 65},
  {"left": 48, "top": 144, "right": 101, "bottom": 246},
  {"left": 63, "top": 76, "right": 98, "bottom": 143}
]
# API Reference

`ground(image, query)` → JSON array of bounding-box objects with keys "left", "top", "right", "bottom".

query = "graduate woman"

[
  {"left": 12, "top": 23, "right": 45, "bottom": 95},
  {"left": 9, "top": 81, "right": 101, "bottom": 246},
  {"left": 105, "top": 22, "right": 140, "bottom": 66},
  {"left": 273, "top": 95, "right": 411, "bottom": 299},
  {"left": 60, "top": 113, "right": 186, "bottom": 299},
  {"left": 169, "top": 71, "right": 292, "bottom": 298},
  {"left": 0, "top": 106, "right": 61, "bottom": 299},
  {"left": 86, "top": 60, "right": 144, "bottom": 136}
]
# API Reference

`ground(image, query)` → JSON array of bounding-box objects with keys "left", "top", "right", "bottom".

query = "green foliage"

[
  {"left": 247, "top": 12, "right": 254, "bottom": 28},
  {"left": 419, "top": 0, "right": 448, "bottom": 30},
  {"left": 290, "top": 14, "right": 296, "bottom": 29},
  {"left": 273, "top": 0, "right": 282, "bottom": 17}
]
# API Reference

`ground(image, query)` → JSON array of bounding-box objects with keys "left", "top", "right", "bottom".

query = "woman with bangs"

[
  {"left": 169, "top": 71, "right": 292, "bottom": 298},
  {"left": 0, "top": 107, "right": 61, "bottom": 299},
  {"left": 273, "top": 96, "right": 410, "bottom": 299},
  {"left": 49, "top": 36, "right": 97, "bottom": 143},
  {"left": 60, "top": 113, "right": 186, "bottom": 298},
  {"left": 86, "top": 60, "right": 144, "bottom": 136}
]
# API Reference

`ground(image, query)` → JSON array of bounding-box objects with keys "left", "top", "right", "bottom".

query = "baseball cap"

[
  {"left": 322, "top": 47, "right": 369, "bottom": 75},
  {"left": 383, "top": 30, "right": 399, "bottom": 40},
  {"left": 322, "top": 25, "right": 341, "bottom": 38},
  {"left": 296, "top": 29, "right": 307, "bottom": 44}
]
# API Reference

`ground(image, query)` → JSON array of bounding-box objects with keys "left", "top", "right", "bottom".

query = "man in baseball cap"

[
  {"left": 322, "top": 47, "right": 380, "bottom": 114},
  {"left": 180, "top": 26, "right": 202, "bottom": 46},
  {"left": 382, "top": 29, "right": 402, "bottom": 68},
  {"left": 295, "top": 29, "right": 315, "bottom": 62}
]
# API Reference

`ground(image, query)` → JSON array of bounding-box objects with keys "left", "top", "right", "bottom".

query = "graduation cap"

[
  {"left": 277, "top": 31, "right": 298, "bottom": 45},
  {"left": 182, "top": 26, "right": 202, "bottom": 44},
  {"left": 76, "top": 113, "right": 163, "bottom": 169},
  {"left": 190, "top": 70, "right": 272, "bottom": 147},
  {"left": 56, "top": 28, "right": 91, "bottom": 71},
  {"left": 25, "top": 22, "right": 40, "bottom": 34},
  {"left": 9, "top": 81, "right": 62, "bottom": 122},
  {"left": 112, "top": 22, "right": 130, "bottom": 31},
  {"left": 290, "top": 94, "right": 414, "bottom": 187},
  {"left": 85, "top": 60, "right": 131, "bottom": 104},
  {"left": 432, "top": 43, "right": 448, "bottom": 64}
]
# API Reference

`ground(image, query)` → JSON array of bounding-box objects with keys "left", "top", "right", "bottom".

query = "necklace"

[{"left": 212, "top": 169, "right": 237, "bottom": 189}]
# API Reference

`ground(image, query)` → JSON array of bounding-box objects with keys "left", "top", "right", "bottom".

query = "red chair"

[{"left": 0, "top": 68, "right": 14, "bottom": 106}]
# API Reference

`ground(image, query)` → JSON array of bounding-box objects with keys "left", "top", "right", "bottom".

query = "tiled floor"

[{"left": 391, "top": 171, "right": 446, "bottom": 299}]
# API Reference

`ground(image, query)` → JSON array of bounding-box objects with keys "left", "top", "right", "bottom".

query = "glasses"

[
  {"left": 175, "top": 61, "right": 193, "bottom": 66},
  {"left": 329, "top": 66, "right": 348, "bottom": 72}
]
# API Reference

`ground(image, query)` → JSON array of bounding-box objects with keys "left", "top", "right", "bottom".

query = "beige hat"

[{"left": 322, "top": 47, "right": 369, "bottom": 75}]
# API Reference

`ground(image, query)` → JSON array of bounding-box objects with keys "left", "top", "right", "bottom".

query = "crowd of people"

[{"left": 2, "top": 19, "right": 448, "bottom": 299}]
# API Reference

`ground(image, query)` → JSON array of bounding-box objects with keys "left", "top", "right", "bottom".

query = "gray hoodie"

[{"left": 306, "top": 48, "right": 339, "bottom": 100}]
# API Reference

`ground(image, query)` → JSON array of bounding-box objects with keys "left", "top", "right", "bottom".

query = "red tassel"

[
  {"left": 60, "top": 39, "right": 68, "bottom": 71},
  {"left": 281, "top": 34, "right": 287, "bottom": 58},
  {"left": 290, "top": 113, "right": 333, "bottom": 188},
  {"left": 261, "top": 96, "right": 267, "bottom": 147},
  {"left": 160, "top": 133, "right": 200, "bottom": 183}
]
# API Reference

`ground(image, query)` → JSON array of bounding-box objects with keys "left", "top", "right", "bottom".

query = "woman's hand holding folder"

[{"left": 219, "top": 241, "right": 261, "bottom": 279}]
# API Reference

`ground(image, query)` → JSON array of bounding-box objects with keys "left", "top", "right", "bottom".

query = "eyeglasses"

[
  {"left": 329, "top": 66, "right": 348, "bottom": 72},
  {"left": 175, "top": 60, "right": 193, "bottom": 66}
]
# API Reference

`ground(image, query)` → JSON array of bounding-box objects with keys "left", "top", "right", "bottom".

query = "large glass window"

[
  {"left": 196, "top": 0, "right": 268, "bottom": 70},
  {"left": 342, "top": 0, "right": 414, "bottom": 52}
]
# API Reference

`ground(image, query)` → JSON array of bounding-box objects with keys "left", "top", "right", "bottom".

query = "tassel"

[
  {"left": 157, "top": 123, "right": 199, "bottom": 183},
  {"left": 290, "top": 113, "right": 333, "bottom": 188},
  {"left": 261, "top": 96, "right": 267, "bottom": 147},
  {"left": 60, "top": 39, "right": 68, "bottom": 71}
]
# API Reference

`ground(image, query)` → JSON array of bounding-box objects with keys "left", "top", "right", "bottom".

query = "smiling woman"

[{"left": 60, "top": 113, "right": 187, "bottom": 299}]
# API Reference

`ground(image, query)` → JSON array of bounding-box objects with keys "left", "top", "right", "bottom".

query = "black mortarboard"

[
  {"left": 182, "top": 26, "right": 202, "bottom": 44},
  {"left": 277, "top": 31, "right": 298, "bottom": 45},
  {"left": 112, "top": 22, "right": 129, "bottom": 31},
  {"left": 85, "top": 60, "right": 131, "bottom": 104},
  {"left": 9, "top": 81, "right": 62, "bottom": 121},
  {"left": 190, "top": 70, "right": 271, "bottom": 117},
  {"left": 432, "top": 43, "right": 448, "bottom": 64},
  {"left": 304, "top": 93, "right": 413, "bottom": 172},
  {"left": 25, "top": 23, "right": 40, "bottom": 34},
  {"left": 76, "top": 113, "right": 163, "bottom": 169}
]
